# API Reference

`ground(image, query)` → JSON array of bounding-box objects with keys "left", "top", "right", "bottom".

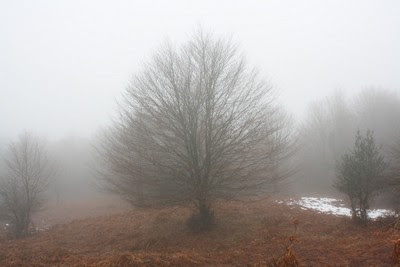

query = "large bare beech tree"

[
  {"left": 98, "top": 31, "right": 294, "bottom": 228},
  {"left": 0, "top": 132, "right": 53, "bottom": 237}
]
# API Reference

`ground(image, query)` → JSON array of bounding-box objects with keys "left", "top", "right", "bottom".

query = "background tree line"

[{"left": 295, "top": 89, "right": 400, "bottom": 194}]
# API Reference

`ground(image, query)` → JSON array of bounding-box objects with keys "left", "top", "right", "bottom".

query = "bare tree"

[
  {"left": 0, "top": 132, "right": 53, "bottom": 237},
  {"left": 296, "top": 91, "right": 355, "bottom": 192},
  {"left": 297, "top": 88, "right": 400, "bottom": 194},
  {"left": 98, "top": 30, "right": 294, "bottom": 229},
  {"left": 354, "top": 88, "right": 400, "bottom": 151}
]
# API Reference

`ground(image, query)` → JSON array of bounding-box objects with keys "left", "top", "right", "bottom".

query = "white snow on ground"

[{"left": 276, "top": 197, "right": 394, "bottom": 219}]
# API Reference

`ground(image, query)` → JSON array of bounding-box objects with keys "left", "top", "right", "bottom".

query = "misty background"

[{"left": 1, "top": 1, "right": 400, "bottom": 206}]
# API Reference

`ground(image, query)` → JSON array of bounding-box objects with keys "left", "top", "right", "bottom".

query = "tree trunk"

[
  {"left": 197, "top": 198, "right": 214, "bottom": 230},
  {"left": 350, "top": 198, "right": 358, "bottom": 221},
  {"left": 360, "top": 197, "right": 369, "bottom": 225}
]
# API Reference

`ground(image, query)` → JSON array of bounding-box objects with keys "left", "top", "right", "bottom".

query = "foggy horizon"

[{"left": 1, "top": 0, "right": 399, "bottom": 141}]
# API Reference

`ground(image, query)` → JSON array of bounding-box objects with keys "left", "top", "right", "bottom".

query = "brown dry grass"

[
  {"left": 393, "top": 239, "right": 400, "bottom": 265},
  {"left": 0, "top": 197, "right": 397, "bottom": 266}
]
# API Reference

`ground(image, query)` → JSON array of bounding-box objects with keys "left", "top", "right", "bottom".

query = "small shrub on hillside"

[{"left": 334, "top": 130, "right": 387, "bottom": 225}]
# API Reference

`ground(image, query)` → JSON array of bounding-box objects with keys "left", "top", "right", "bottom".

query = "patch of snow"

[
  {"left": 277, "top": 197, "right": 394, "bottom": 219},
  {"left": 367, "top": 209, "right": 394, "bottom": 219}
]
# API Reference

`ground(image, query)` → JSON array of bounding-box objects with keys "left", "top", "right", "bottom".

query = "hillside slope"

[{"left": 0, "top": 198, "right": 396, "bottom": 266}]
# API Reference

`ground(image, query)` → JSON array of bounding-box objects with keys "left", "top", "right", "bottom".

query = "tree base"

[{"left": 186, "top": 207, "right": 215, "bottom": 232}]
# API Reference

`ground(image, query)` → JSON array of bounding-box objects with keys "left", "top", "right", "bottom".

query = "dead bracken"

[{"left": 0, "top": 198, "right": 396, "bottom": 266}]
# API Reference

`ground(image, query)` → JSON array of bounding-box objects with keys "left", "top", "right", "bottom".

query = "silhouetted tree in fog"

[
  {"left": 98, "top": 30, "right": 294, "bottom": 230},
  {"left": 297, "top": 89, "right": 400, "bottom": 193},
  {"left": 334, "top": 130, "right": 387, "bottom": 224},
  {"left": 355, "top": 89, "right": 400, "bottom": 151},
  {"left": 297, "top": 91, "right": 354, "bottom": 192},
  {"left": 0, "top": 132, "right": 54, "bottom": 237}
]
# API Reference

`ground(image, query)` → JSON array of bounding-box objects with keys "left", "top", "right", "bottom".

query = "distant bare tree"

[
  {"left": 354, "top": 88, "right": 400, "bottom": 150},
  {"left": 98, "top": 30, "right": 294, "bottom": 229},
  {"left": 297, "top": 91, "right": 355, "bottom": 192},
  {"left": 0, "top": 132, "right": 53, "bottom": 237},
  {"left": 297, "top": 89, "right": 400, "bottom": 194}
]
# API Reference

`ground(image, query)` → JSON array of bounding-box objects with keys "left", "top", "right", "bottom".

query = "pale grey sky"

[{"left": 1, "top": 0, "right": 399, "bottom": 140}]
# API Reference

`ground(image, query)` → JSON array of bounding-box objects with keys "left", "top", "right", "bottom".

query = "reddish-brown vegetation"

[
  {"left": 393, "top": 239, "right": 400, "bottom": 265},
  {"left": 0, "top": 197, "right": 397, "bottom": 266}
]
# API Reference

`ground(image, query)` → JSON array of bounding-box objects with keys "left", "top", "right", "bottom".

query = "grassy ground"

[{"left": 0, "top": 197, "right": 397, "bottom": 266}]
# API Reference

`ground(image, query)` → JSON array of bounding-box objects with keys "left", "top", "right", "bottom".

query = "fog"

[
  {"left": 1, "top": 0, "right": 400, "bottom": 230},
  {"left": 294, "top": 89, "right": 400, "bottom": 194},
  {"left": 1, "top": 0, "right": 400, "bottom": 141},
  {"left": 2, "top": 2, "right": 400, "bottom": 265}
]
